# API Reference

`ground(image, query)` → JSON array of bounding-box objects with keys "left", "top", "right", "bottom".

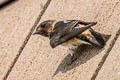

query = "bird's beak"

[{"left": 32, "top": 31, "right": 39, "bottom": 35}]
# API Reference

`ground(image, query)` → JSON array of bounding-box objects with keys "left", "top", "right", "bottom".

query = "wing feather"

[{"left": 50, "top": 20, "right": 97, "bottom": 48}]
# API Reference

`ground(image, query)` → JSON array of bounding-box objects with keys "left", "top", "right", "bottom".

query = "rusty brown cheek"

[{"left": 47, "top": 28, "right": 53, "bottom": 37}]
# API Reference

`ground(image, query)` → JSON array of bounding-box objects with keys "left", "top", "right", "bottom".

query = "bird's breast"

[{"left": 61, "top": 38, "right": 87, "bottom": 47}]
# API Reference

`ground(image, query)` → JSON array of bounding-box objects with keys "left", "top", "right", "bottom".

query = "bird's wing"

[
  {"left": 89, "top": 28, "right": 105, "bottom": 47},
  {"left": 50, "top": 20, "right": 97, "bottom": 48}
]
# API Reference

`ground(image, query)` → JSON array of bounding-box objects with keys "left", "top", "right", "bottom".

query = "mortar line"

[
  {"left": 3, "top": 0, "right": 52, "bottom": 80},
  {"left": 91, "top": 27, "right": 120, "bottom": 80}
]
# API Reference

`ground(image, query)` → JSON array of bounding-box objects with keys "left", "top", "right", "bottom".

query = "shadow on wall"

[{"left": 53, "top": 34, "right": 111, "bottom": 77}]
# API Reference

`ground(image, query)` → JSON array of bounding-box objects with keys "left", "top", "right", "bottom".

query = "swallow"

[{"left": 33, "top": 20, "right": 106, "bottom": 64}]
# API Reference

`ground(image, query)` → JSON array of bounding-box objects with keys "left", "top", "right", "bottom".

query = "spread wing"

[{"left": 50, "top": 20, "right": 97, "bottom": 48}]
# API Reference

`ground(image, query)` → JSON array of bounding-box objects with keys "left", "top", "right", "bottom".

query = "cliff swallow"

[{"left": 33, "top": 20, "right": 105, "bottom": 63}]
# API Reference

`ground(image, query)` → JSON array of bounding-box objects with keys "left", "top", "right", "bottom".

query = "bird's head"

[{"left": 33, "top": 20, "right": 55, "bottom": 37}]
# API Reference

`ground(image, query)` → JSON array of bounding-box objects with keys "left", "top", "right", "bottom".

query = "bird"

[{"left": 33, "top": 20, "right": 105, "bottom": 64}]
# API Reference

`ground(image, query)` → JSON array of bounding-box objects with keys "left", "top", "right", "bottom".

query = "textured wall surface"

[
  {"left": 0, "top": 0, "right": 120, "bottom": 80},
  {"left": 0, "top": 0, "right": 48, "bottom": 79}
]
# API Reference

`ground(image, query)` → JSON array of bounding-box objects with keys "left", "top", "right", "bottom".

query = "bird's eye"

[{"left": 41, "top": 24, "right": 46, "bottom": 28}]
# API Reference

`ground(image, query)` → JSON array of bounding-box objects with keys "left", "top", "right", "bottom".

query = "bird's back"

[{"left": 61, "top": 23, "right": 92, "bottom": 47}]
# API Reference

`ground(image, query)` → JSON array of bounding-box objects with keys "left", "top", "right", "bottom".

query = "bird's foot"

[{"left": 67, "top": 47, "right": 79, "bottom": 65}]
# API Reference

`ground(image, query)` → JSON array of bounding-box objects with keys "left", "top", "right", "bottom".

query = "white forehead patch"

[{"left": 63, "top": 20, "right": 71, "bottom": 23}]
